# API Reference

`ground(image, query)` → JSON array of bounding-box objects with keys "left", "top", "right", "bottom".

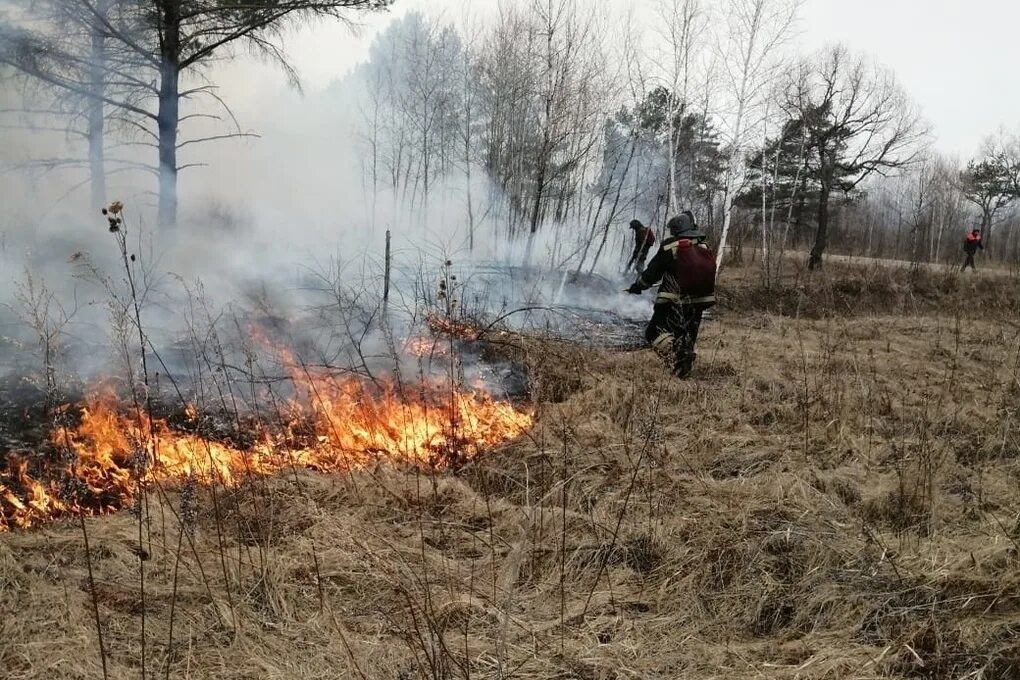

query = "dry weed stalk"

[{"left": 11, "top": 268, "right": 77, "bottom": 412}]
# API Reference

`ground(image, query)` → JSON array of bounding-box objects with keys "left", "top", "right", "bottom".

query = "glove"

[{"left": 627, "top": 282, "right": 644, "bottom": 295}]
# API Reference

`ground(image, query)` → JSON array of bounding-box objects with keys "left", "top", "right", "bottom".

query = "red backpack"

[{"left": 671, "top": 239, "right": 717, "bottom": 297}]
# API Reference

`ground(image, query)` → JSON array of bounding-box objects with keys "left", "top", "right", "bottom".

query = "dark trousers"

[
  {"left": 645, "top": 303, "right": 710, "bottom": 376},
  {"left": 962, "top": 252, "right": 976, "bottom": 271},
  {"left": 631, "top": 245, "right": 651, "bottom": 272}
]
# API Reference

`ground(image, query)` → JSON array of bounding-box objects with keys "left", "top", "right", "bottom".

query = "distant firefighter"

[
  {"left": 962, "top": 228, "right": 983, "bottom": 271},
  {"left": 628, "top": 211, "right": 716, "bottom": 378},
  {"left": 626, "top": 219, "right": 656, "bottom": 273}
]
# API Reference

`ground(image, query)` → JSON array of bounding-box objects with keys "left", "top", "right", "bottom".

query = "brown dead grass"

[
  {"left": 2, "top": 264, "right": 1020, "bottom": 679},
  {"left": 723, "top": 256, "right": 1020, "bottom": 321}
]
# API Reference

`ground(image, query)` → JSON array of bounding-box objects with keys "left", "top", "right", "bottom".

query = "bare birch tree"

[
  {"left": 713, "top": 0, "right": 799, "bottom": 268},
  {"left": 521, "top": 0, "right": 605, "bottom": 265},
  {"left": 477, "top": 0, "right": 607, "bottom": 264},
  {"left": 652, "top": 0, "right": 704, "bottom": 219},
  {"left": 928, "top": 155, "right": 965, "bottom": 263},
  {"left": 458, "top": 8, "right": 484, "bottom": 252}
]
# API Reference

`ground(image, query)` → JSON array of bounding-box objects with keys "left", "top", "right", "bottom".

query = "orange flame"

[
  {"left": 0, "top": 342, "right": 531, "bottom": 531},
  {"left": 426, "top": 314, "right": 480, "bottom": 341},
  {"left": 405, "top": 336, "right": 449, "bottom": 358}
]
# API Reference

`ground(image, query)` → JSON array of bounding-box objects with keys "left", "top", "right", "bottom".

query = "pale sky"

[
  {"left": 797, "top": 0, "right": 1020, "bottom": 157},
  {"left": 229, "top": 0, "right": 1020, "bottom": 158}
]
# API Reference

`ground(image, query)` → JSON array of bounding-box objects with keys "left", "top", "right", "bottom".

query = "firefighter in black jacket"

[
  {"left": 627, "top": 212, "right": 717, "bottom": 378},
  {"left": 626, "top": 219, "right": 656, "bottom": 272}
]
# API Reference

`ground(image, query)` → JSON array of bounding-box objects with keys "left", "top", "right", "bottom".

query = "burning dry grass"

[
  {"left": 0, "top": 374, "right": 532, "bottom": 531},
  {"left": 2, "top": 267, "right": 1020, "bottom": 678},
  {"left": 0, "top": 307, "right": 535, "bottom": 530}
]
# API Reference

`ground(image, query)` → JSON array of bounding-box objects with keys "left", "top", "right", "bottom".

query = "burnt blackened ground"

[
  {"left": 0, "top": 377, "right": 79, "bottom": 453},
  {"left": 0, "top": 374, "right": 264, "bottom": 455}
]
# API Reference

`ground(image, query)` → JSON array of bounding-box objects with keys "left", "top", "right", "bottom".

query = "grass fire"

[
  {"left": 3, "top": 0, "right": 1020, "bottom": 677},
  {"left": 1, "top": 344, "right": 533, "bottom": 531},
  {"left": 0, "top": 383, "right": 532, "bottom": 532}
]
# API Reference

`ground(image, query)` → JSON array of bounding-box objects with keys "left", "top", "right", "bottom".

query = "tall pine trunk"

[
  {"left": 809, "top": 182, "right": 830, "bottom": 269},
  {"left": 87, "top": 1, "right": 109, "bottom": 212},
  {"left": 463, "top": 73, "right": 474, "bottom": 253},
  {"left": 157, "top": 1, "right": 181, "bottom": 229},
  {"left": 980, "top": 209, "right": 994, "bottom": 254}
]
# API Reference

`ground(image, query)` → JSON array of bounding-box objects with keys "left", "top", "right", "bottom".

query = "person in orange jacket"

[{"left": 962, "top": 228, "right": 983, "bottom": 271}]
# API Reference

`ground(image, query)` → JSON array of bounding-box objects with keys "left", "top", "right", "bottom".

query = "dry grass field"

[{"left": 2, "top": 261, "right": 1019, "bottom": 679}]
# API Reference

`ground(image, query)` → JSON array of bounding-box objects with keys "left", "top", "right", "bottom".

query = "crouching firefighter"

[{"left": 627, "top": 212, "right": 717, "bottom": 378}]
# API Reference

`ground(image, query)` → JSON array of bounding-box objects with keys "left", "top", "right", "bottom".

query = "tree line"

[
  {"left": 347, "top": 0, "right": 1020, "bottom": 273},
  {"left": 3, "top": 0, "right": 1020, "bottom": 273}
]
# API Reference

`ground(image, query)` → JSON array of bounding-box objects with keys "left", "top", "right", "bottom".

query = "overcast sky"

[
  {"left": 798, "top": 0, "right": 1020, "bottom": 157},
  {"left": 232, "top": 0, "right": 1020, "bottom": 158}
]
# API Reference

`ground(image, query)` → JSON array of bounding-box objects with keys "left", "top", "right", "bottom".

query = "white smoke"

[{"left": 0, "top": 10, "right": 651, "bottom": 387}]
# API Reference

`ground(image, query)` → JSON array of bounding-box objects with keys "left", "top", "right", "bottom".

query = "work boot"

[
  {"left": 673, "top": 352, "right": 696, "bottom": 378},
  {"left": 651, "top": 332, "right": 675, "bottom": 364}
]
